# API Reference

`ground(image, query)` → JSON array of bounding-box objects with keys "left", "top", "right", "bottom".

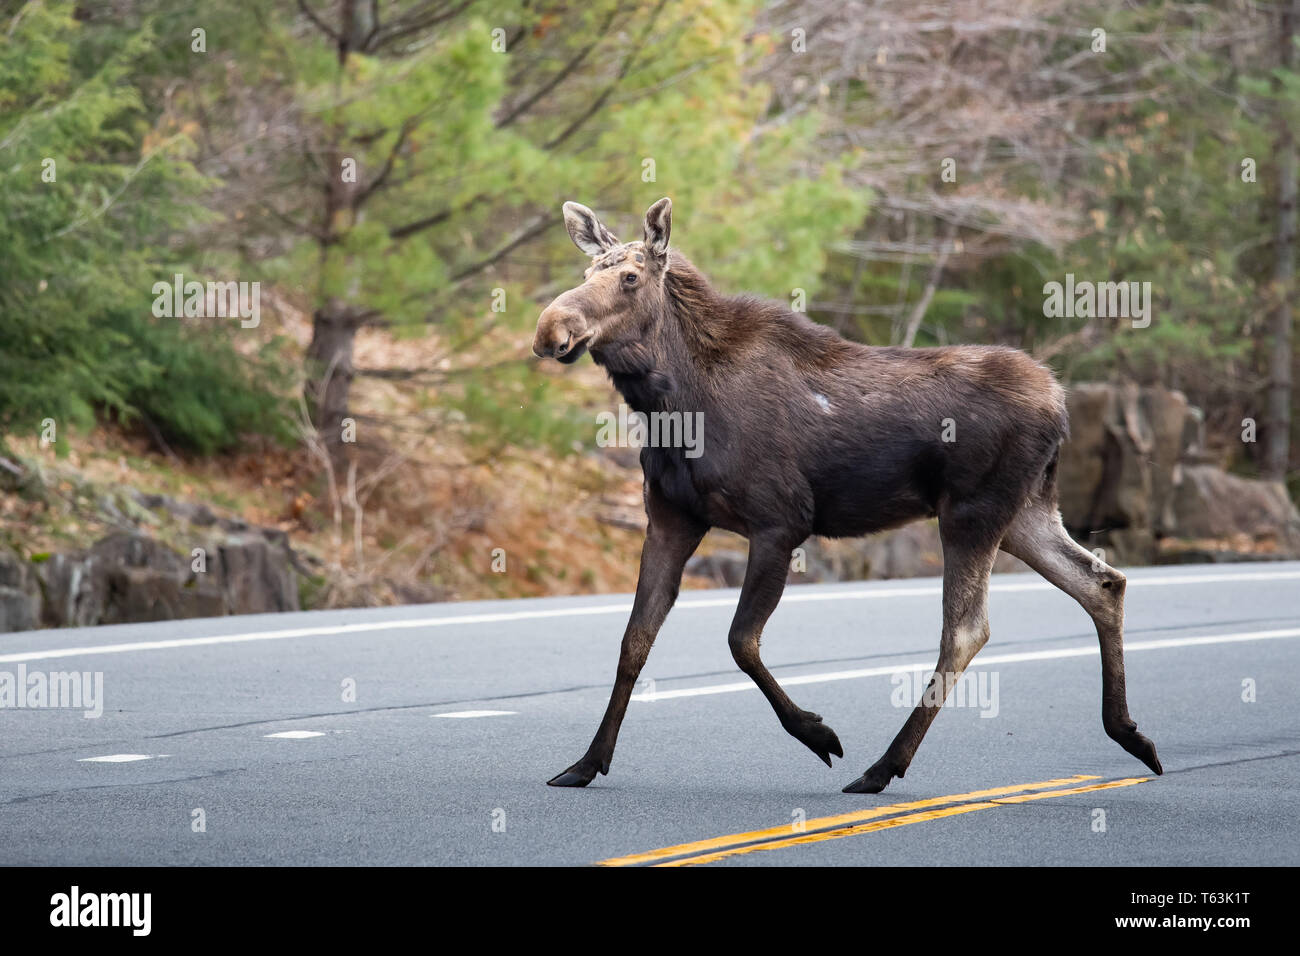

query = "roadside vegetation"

[{"left": 2, "top": 0, "right": 1297, "bottom": 608}]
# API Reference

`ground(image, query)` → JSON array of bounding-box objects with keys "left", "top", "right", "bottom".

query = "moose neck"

[{"left": 593, "top": 254, "right": 733, "bottom": 416}]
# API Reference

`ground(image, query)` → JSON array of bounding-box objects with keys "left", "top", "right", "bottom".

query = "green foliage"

[
  {"left": 230, "top": 0, "right": 867, "bottom": 454},
  {"left": 102, "top": 309, "right": 297, "bottom": 455},
  {"left": 452, "top": 371, "right": 590, "bottom": 457},
  {"left": 0, "top": 0, "right": 292, "bottom": 454}
]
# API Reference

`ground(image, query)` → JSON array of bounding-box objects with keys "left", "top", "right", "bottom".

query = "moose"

[{"left": 532, "top": 197, "right": 1163, "bottom": 794}]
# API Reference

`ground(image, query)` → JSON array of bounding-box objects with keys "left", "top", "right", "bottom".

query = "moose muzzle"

[{"left": 533, "top": 297, "right": 593, "bottom": 364}]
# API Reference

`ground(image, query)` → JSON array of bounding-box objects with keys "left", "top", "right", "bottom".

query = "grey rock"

[
  {"left": 0, "top": 584, "right": 40, "bottom": 634},
  {"left": 34, "top": 551, "right": 104, "bottom": 628},
  {"left": 99, "top": 566, "right": 225, "bottom": 625},
  {"left": 1056, "top": 382, "right": 1300, "bottom": 563},
  {"left": 1164, "top": 464, "right": 1300, "bottom": 554},
  {"left": 208, "top": 536, "right": 299, "bottom": 614},
  {"left": 1, "top": 550, "right": 46, "bottom": 632},
  {"left": 685, "top": 549, "right": 748, "bottom": 588},
  {"left": 13, "top": 528, "right": 302, "bottom": 633}
]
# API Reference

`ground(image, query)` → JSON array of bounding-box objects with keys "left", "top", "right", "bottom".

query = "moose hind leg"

[
  {"left": 1000, "top": 502, "right": 1162, "bottom": 776},
  {"left": 729, "top": 533, "right": 844, "bottom": 767}
]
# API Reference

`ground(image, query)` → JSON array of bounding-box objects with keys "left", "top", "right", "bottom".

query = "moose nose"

[
  {"left": 533, "top": 306, "right": 586, "bottom": 358},
  {"left": 534, "top": 332, "right": 573, "bottom": 359},
  {"left": 532, "top": 333, "right": 562, "bottom": 359}
]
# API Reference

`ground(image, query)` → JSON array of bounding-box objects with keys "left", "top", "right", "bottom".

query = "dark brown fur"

[{"left": 534, "top": 199, "right": 1162, "bottom": 793}]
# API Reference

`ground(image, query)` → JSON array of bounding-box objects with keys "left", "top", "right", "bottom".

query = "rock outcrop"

[
  {"left": 1059, "top": 382, "right": 1300, "bottom": 564},
  {"left": 1057, "top": 383, "right": 1191, "bottom": 561},
  {"left": 1159, "top": 464, "right": 1300, "bottom": 560},
  {"left": 0, "top": 550, "right": 42, "bottom": 633},
  {"left": 1, "top": 493, "right": 305, "bottom": 633}
]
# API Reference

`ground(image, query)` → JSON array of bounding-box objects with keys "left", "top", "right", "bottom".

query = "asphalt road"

[{"left": 1, "top": 562, "right": 1298, "bottom": 866}]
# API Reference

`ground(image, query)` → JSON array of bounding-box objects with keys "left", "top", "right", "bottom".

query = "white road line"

[
  {"left": 77, "top": 754, "right": 159, "bottom": 763},
  {"left": 432, "top": 710, "right": 517, "bottom": 718},
  {"left": 630, "top": 627, "right": 1300, "bottom": 701},
  {"left": 1, "top": 568, "right": 1296, "bottom": 665},
  {"left": 263, "top": 731, "right": 326, "bottom": 739}
]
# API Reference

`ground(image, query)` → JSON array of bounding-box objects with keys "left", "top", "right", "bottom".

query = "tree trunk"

[
  {"left": 304, "top": 25, "right": 359, "bottom": 462},
  {"left": 305, "top": 299, "right": 359, "bottom": 451},
  {"left": 1266, "top": 0, "right": 1298, "bottom": 482}
]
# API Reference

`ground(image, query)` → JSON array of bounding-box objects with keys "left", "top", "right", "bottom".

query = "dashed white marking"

[
  {"left": 263, "top": 731, "right": 326, "bottom": 739},
  {"left": 2, "top": 569, "right": 1297, "bottom": 664},
  {"left": 433, "top": 710, "right": 517, "bottom": 719},
  {"left": 630, "top": 626, "right": 1300, "bottom": 701},
  {"left": 78, "top": 754, "right": 158, "bottom": 763}
]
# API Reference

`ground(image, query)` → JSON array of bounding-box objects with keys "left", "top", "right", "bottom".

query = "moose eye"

[{"left": 622, "top": 272, "right": 638, "bottom": 287}]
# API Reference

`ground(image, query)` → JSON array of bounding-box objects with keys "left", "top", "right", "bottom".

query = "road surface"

[{"left": 1, "top": 563, "right": 1298, "bottom": 866}]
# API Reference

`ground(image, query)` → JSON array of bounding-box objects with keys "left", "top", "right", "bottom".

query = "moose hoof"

[
  {"left": 788, "top": 712, "right": 844, "bottom": 768},
  {"left": 1105, "top": 718, "right": 1164, "bottom": 776},
  {"left": 547, "top": 759, "right": 601, "bottom": 788},
  {"left": 842, "top": 758, "right": 896, "bottom": 794},
  {"left": 1115, "top": 728, "right": 1164, "bottom": 776}
]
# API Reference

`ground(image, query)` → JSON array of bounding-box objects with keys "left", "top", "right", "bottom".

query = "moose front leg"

[
  {"left": 843, "top": 525, "right": 999, "bottom": 794},
  {"left": 547, "top": 490, "right": 706, "bottom": 787},
  {"left": 729, "top": 533, "right": 844, "bottom": 767}
]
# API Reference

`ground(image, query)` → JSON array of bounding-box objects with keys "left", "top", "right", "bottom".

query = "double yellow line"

[{"left": 596, "top": 773, "right": 1150, "bottom": 867}]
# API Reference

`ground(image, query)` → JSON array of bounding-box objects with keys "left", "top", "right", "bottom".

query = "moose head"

[{"left": 532, "top": 198, "right": 673, "bottom": 365}]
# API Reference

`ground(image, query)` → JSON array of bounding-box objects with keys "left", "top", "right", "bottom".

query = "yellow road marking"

[
  {"left": 654, "top": 776, "right": 1149, "bottom": 866},
  {"left": 595, "top": 774, "right": 1101, "bottom": 867}
]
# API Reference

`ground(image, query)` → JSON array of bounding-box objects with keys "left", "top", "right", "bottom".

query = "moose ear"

[
  {"left": 562, "top": 201, "right": 619, "bottom": 256},
  {"left": 643, "top": 197, "right": 671, "bottom": 257}
]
